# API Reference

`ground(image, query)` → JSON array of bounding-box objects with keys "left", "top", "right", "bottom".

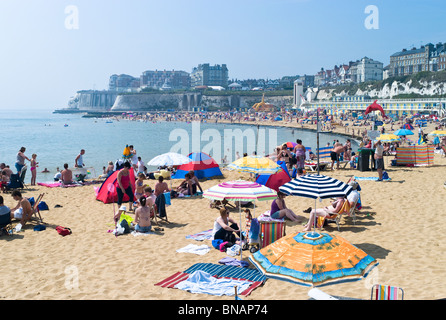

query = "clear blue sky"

[{"left": 1, "top": 0, "right": 445, "bottom": 110}]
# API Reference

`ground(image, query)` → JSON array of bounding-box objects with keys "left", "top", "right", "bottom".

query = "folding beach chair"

[
  {"left": 4, "top": 173, "right": 24, "bottom": 191},
  {"left": 317, "top": 199, "right": 351, "bottom": 231},
  {"left": 371, "top": 284, "right": 404, "bottom": 300},
  {"left": 0, "top": 212, "right": 13, "bottom": 236},
  {"left": 19, "top": 166, "right": 28, "bottom": 189},
  {"left": 31, "top": 193, "right": 45, "bottom": 223},
  {"left": 259, "top": 220, "right": 286, "bottom": 249}
]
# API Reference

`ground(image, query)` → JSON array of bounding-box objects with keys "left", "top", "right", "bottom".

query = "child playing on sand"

[{"left": 30, "top": 154, "right": 38, "bottom": 186}]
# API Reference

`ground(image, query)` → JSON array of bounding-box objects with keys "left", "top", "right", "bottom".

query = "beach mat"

[
  {"left": 354, "top": 176, "right": 391, "bottom": 181},
  {"left": 154, "top": 263, "right": 266, "bottom": 296},
  {"left": 185, "top": 229, "right": 213, "bottom": 241}
]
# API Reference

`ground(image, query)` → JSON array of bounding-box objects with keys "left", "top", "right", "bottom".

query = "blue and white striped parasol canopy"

[{"left": 278, "top": 174, "right": 353, "bottom": 199}]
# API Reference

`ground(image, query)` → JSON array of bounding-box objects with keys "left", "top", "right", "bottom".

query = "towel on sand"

[
  {"left": 174, "top": 270, "right": 251, "bottom": 296},
  {"left": 185, "top": 229, "right": 214, "bottom": 241},
  {"left": 176, "top": 244, "right": 210, "bottom": 256}
]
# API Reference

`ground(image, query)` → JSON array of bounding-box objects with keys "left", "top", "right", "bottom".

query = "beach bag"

[
  {"left": 120, "top": 219, "right": 131, "bottom": 234},
  {"left": 382, "top": 171, "right": 389, "bottom": 180},
  {"left": 119, "top": 213, "right": 134, "bottom": 227},
  {"left": 37, "top": 201, "right": 49, "bottom": 211},
  {"left": 212, "top": 239, "right": 224, "bottom": 250},
  {"left": 56, "top": 226, "right": 72, "bottom": 236},
  {"left": 226, "top": 244, "right": 241, "bottom": 256}
]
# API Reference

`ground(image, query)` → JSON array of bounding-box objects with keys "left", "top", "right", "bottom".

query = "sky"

[{"left": 1, "top": 0, "right": 446, "bottom": 110}]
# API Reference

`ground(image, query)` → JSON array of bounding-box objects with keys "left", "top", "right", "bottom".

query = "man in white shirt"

[
  {"left": 137, "top": 157, "right": 146, "bottom": 175},
  {"left": 347, "top": 181, "right": 360, "bottom": 207}
]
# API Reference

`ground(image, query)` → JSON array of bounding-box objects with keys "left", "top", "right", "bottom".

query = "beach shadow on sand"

[
  {"left": 0, "top": 232, "right": 25, "bottom": 241},
  {"left": 354, "top": 243, "right": 391, "bottom": 260}
]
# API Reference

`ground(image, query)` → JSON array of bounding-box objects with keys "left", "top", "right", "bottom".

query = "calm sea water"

[{"left": 0, "top": 109, "right": 358, "bottom": 183}]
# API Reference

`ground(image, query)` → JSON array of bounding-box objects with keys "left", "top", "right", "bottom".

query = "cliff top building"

[
  {"left": 109, "top": 74, "right": 140, "bottom": 92},
  {"left": 191, "top": 63, "right": 229, "bottom": 88},
  {"left": 140, "top": 69, "right": 190, "bottom": 90},
  {"left": 389, "top": 42, "right": 446, "bottom": 77}
]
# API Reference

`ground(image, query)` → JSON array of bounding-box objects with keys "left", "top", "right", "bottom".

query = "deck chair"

[
  {"left": 317, "top": 199, "right": 351, "bottom": 231},
  {"left": 19, "top": 166, "right": 28, "bottom": 189},
  {"left": 371, "top": 284, "right": 404, "bottom": 300},
  {"left": 259, "top": 219, "right": 286, "bottom": 248},
  {"left": 0, "top": 213, "right": 13, "bottom": 236},
  {"left": 31, "top": 193, "right": 44, "bottom": 223}
]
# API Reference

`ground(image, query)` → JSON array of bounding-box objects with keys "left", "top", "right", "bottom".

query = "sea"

[{"left": 0, "top": 109, "right": 359, "bottom": 183}]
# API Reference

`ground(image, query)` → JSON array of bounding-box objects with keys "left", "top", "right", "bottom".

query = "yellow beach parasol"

[
  {"left": 227, "top": 155, "right": 281, "bottom": 174},
  {"left": 429, "top": 130, "right": 446, "bottom": 137},
  {"left": 377, "top": 134, "right": 401, "bottom": 143}
]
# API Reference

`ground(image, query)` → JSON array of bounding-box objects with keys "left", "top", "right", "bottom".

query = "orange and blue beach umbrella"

[{"left": 249, "top": 231, "right": 378, "bottom": 287}]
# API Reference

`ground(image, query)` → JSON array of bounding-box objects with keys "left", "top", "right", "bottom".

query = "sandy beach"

[{"left": 1, "top": 119, "right": 445, "bottom": 301}]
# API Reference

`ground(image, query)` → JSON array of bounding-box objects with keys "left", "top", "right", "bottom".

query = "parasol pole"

[
  {"left": 317, "top": 107, "right": 320, "bottom": 175},
  {"left": 315, "top": 106, "right": 320, "bottom": 235},
  {"left": 239, "top": 203, "right": 243, "bottom": 262}
]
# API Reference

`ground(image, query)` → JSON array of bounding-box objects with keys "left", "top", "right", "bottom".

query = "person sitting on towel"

[
  {"left": 61, "top": 163, "right": 74, "bottom": 185},
  {"left": 134, "top": 196, "right": 152, "bottom": 233}
]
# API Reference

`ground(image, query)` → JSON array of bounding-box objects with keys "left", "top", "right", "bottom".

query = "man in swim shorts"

[
  {"left": 10, "top": 190, "right": 33, "bottom": 226},
  {"left": 330, "top": 143, "right": 345, "bottom": 170}
]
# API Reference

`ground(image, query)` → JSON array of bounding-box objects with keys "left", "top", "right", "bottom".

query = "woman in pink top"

[{"left": 117, "top": 162, "right": 134, "bottom": 211}]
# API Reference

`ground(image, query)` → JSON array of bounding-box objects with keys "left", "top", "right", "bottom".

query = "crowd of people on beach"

[{"left": 2, "top": 108, "right": 446, "bottom": 237}]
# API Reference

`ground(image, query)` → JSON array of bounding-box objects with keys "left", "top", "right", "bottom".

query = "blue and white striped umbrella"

[{"left": 278, "top": 174, "right": 352, "bottom": 199}]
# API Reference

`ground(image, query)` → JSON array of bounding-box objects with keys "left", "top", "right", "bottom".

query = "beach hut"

[
  {"left": 95, "top": 169, "right": 136, "bottom": 204},
  {"left": 172, "top": 152, "right": 223, "bottom": 180}
]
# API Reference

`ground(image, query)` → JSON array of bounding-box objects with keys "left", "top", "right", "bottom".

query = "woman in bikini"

[
  {"left": 30, "top": 154, "right": 39, "bottom": 186},
  {"left": 278, "top": 144, "right": 292, "bottom": 171},
  {"left": 135, "top": 173, "right": 145, "bottom": 199},
  {"left": 134, "top": 196, "right": 152, "bottom": 233}
]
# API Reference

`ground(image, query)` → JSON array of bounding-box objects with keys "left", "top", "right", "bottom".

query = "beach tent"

[
  {"left": 95, "top": 169, "right": 136, "bottom": 204},
  {"left": 172, "top": 152, "right": 223, "bottom": 180}
]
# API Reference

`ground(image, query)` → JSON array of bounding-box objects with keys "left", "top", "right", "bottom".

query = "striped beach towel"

[{"left": 155, "top": 263, "right": 266, "bottom": 296}]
